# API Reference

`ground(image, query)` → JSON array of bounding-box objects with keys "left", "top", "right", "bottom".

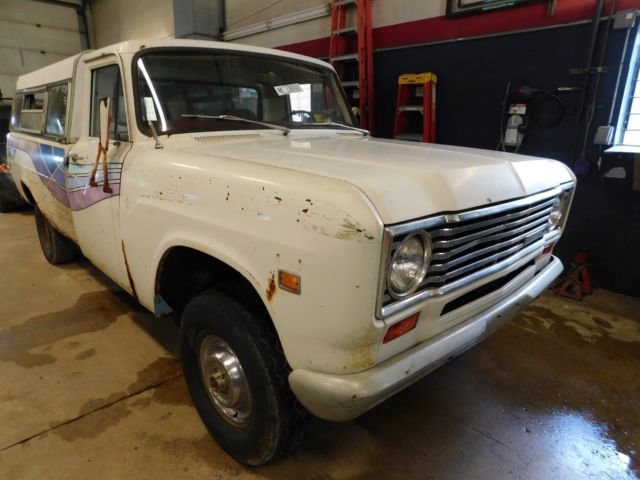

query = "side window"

[
  {"left": 90, "top": 65, "right": 128, "bottom": 141},
  {"left": 10, "top": 94, "right": 24, "bottom": 129},
  {"left": 45, "top": 84, "right": 68, "bottom": 137},
  {"left": 18, "top": 91, "right": 47, "bottom": 132}
]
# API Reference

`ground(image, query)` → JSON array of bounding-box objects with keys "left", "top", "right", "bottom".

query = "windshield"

[{"left": 135, "top": 50, "right": 355, "bottom": 135}]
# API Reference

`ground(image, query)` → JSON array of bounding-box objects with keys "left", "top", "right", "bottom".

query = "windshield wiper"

[
  {"left": 181, "top": 114, "right": 290, "bottom": 136},
  {"left": 307, "top": 121, "right": 370, "bottom": 136}
]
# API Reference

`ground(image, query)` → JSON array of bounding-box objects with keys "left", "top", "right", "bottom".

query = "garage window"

[{"left": 615, "top": 28, "right": 640, "bottom": 146}]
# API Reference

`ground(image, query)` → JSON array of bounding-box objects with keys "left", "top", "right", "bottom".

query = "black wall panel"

[{"left": 372, "top": 21, "right": 640, "bottom": 296}]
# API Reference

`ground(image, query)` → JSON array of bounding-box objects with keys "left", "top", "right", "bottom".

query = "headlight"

[
  {"left": 548, "top": 194, "right": 569, "bottom": 230},
  {"left": 387, "top": 232, "right": 431, "bottom": 298}
]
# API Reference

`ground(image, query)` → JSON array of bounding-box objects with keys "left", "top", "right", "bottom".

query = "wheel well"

[
  {"left": 21, "top": 182, "right": 34, "bottom": 204},
  {"left": 155, "top": 247, "right": 270, "bottom": 322}
]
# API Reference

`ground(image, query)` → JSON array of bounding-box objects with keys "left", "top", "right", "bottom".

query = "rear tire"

[
  {"left": 180, "top": 289, "right": 308, "bottom": 465},
  {"left": 34, "top": 205, "right": 78, "bottom": 264}
]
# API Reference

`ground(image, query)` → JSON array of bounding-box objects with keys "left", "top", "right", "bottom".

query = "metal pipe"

[
  {"left": 571, "top": 0, "right": 605, "bottom": 167},
  {"left": 80, "top": 0, "right": 90, "bottom": 49},
  {"left": 579, "top": 0, "right": 605, "bottom": 113},
  {"left": 219, "top": 0, "right": 226, "bottom": 40},
  {"left": 577, "top": 0, "right": 616, "bottom": 160}
]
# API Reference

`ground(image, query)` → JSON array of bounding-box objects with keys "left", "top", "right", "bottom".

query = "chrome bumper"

[{"left": 289, "top": 256, "right": 563, "bottom": 422}]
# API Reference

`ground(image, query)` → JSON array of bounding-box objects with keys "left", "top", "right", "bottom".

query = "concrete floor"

[{"left": 0, "top": 209, "right": 638, "bottom": 480}]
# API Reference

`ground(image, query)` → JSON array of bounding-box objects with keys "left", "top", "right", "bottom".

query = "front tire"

[
  {"left": 34, "top": 205, "right": 78, "bottom": 264},
  {"left": 180, "top": 289, "right": 308, "bottom": 465}
]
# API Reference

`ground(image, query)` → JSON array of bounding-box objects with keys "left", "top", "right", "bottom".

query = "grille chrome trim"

[
  {"left": 424, "top": 242, "right": 531, "bottom": 284},
  {"left": 427, "top": 223, "right": 548, "bottom": 272},
  {"left": 380, "top": 231, "right": 559, "bottom": 319},
  {"left": 430, "top": 214, "right": 549, "bottom": 251},
  {"left": 429, "top": 197, "right": 556, "bottom": 239},
  {"left": 385, "top": 183, "right": 574, "bottom": 238},
  {"left": 376, "top": 182, "right": 574, "bottom": 320}
]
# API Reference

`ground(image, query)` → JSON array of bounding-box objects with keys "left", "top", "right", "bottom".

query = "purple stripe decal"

[
  {"left": 7, "top": 135, "right": 123, "bottom": 211},
  {"left": 68, "top": 183, "right": 121, "bottom": 210}
]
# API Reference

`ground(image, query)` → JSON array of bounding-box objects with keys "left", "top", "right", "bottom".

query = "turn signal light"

[
  {"left": 383, "top": 313, "right": 420, "bottom": 344},
  {"left": 542, "top": 243, "right": 554, "bottom": 255},
  {"left": 278, "top": 270, "right": 301, "bottom": 294}
]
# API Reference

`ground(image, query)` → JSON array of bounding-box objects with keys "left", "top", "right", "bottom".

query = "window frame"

[
  {"left": 10, "top": 80, "right": 71, "bottom": 143},
  {"left": 89, "top": 63, "right": 130, "bottom": 142},
  {"left": 614, "top": 26, "right": 640, "bottom": 148},
  {"left": 15, "top": 89, "right": 47, "bottom": 135},
  {"left": 44, "top": 83, "right": 70, "bottom": 141},
  {"left": 131, "top": 46, "right": 355, "bottom": 137}
]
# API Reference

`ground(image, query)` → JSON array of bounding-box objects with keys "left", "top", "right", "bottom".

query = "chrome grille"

[
  {"left": 420, "top": 196, "right": 554, "bottom": 288},
  {"left": 378, "top": 184, "right": 574, "bottom": 318}
]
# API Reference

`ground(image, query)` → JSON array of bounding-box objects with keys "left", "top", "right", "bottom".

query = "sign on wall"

[{"left": 446, "top": 0, "right": 542, "bottom": 17}]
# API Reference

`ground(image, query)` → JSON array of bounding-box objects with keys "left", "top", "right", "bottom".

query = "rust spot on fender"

[
  {"left": 336, "top": 218, "right": 375, "bottom": 242},
  {"left": 266, "top": 274, "right": 277, "bottom": 302},
  {"left": 343, "top": 324, "right": 379, "bottom": 371},
  {"left": 121, "top": 241, "right": 138, "bottom": 301}
]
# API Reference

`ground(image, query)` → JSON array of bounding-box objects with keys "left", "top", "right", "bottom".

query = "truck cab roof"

[{"left": 16, "top": 38, "right": 333, "bottom": 92}]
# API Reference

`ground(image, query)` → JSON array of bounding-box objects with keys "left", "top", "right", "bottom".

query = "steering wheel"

[{"left": 289, "top": 110, "right": 314, "bottom": 123}]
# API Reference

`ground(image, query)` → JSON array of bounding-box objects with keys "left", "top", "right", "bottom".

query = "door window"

[{"left": 90, "top": 65, "right": 128, "bottom": 141}]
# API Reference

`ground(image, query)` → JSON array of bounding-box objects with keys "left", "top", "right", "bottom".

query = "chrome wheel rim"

[{"left": 198, "top": 334, "right": 252, "bottom": 426}]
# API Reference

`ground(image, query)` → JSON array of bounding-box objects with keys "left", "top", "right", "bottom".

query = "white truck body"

[{"left": 7, "top": 39, "right": 574, "bottom": 429}]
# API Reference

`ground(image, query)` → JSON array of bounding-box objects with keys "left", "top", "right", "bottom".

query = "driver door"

[{"left": 66, "top": 59, "right": 133, "bottom": 291}]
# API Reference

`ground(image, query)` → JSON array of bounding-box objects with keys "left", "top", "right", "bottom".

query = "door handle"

[{"left": 63, "top": 153, "right": 78, "bottom": 167}]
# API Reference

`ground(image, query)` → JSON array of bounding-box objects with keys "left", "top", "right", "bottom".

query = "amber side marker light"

[
  {"left": 383, "top": 312, "right": 420, "bottom": 344},
  {"left": 278, "top": 270, "right": 301, "bottom": 294}
]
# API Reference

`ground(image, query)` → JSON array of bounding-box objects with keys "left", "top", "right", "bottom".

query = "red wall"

[{"left": 277, "top": 0, "right": 640, "bottom": 57}]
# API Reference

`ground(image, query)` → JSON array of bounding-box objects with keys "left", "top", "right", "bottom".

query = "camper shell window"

[
  {"left": 17, "top": 91, "right": 47, "bottom": 132},
  {"left": 45, "top": 84, "right": 68, "bottom": 137},
  {"left": 11, "top": 83, "right": 69, "bottom": 139}
]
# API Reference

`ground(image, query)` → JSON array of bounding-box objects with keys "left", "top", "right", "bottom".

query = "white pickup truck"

[{"left": 7, "top": 39, "right": 575, "bottom": 465}]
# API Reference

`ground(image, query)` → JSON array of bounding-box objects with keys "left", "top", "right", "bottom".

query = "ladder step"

[
  {"left": 341, "top": 80, "right": 360, "bottom": 88},
  {"left": 395, "top": 133, "right": 424, "bottom": 142},
  {"left": 331, "top": 53, "right": 359, "bottom": 62},
  {"left": 335, "top": 0, "right": 357, "bottom": 8},
  {"left": 398, "top": 105, "right": 424, "bottom": 113},
  {"left": 333, "top": 26, "right": 358, "bottom": 35}
]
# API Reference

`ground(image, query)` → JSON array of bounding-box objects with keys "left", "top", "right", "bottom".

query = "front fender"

[{"left": 120, "top": 146, "right": 385, "bottom": 374}]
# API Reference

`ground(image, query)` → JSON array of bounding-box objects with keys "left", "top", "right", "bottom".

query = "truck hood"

[{"left": 179, "top": 132, "right": 575, "bottom": 225}]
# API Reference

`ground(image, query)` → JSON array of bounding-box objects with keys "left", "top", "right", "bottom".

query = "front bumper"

[{"left": 289, "top": 255, "right": 563, "bottom": 422}]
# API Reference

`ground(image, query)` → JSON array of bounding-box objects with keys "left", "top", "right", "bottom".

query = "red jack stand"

[{"left": 557, "top": 251, "right": 593, "bottom": 301}]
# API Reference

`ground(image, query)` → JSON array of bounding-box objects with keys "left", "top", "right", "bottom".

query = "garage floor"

[{"left": 1, "top": 209, "right": 638, "bottom": 480}]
